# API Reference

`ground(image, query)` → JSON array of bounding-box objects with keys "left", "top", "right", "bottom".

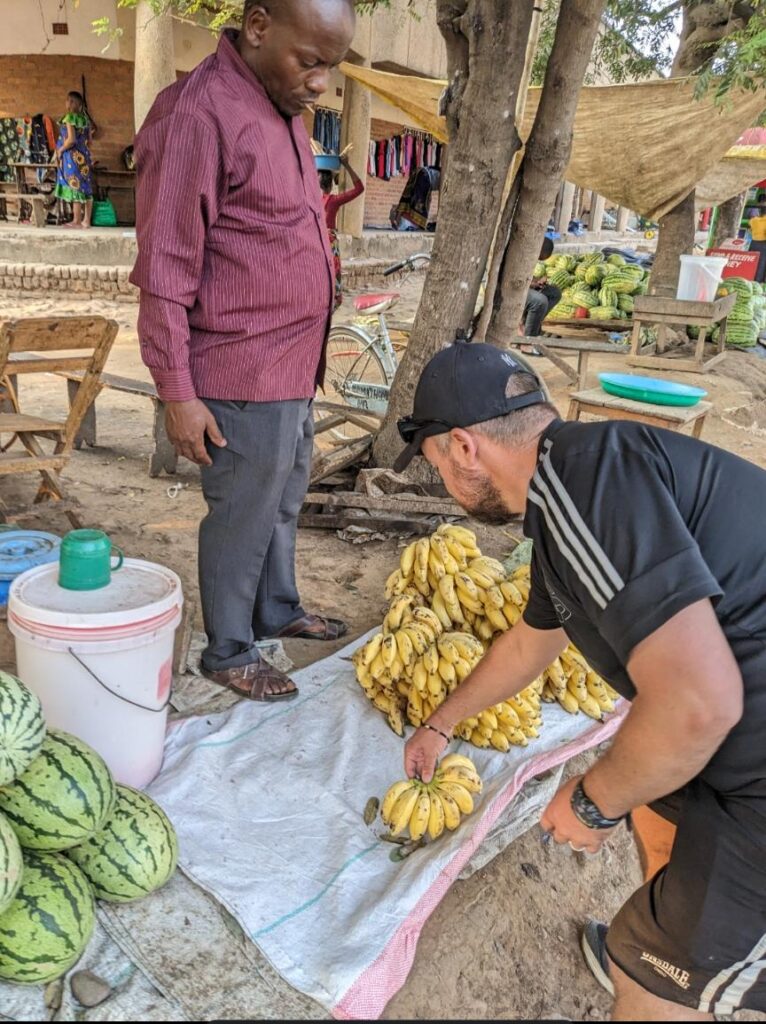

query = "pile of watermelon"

[
  {"left": 713, "top": 277, "right": 766, "bottom": 349},
  {"left": 535, "top": 250, "right": 649, "bottom": 323},
  {"left": 0, "top": 670, "right": 178, "bottom": 986}
]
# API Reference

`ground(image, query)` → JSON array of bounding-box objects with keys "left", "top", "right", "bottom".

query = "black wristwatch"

[{"left": 570, "top": 780, "right": 627, "bottom": 830}]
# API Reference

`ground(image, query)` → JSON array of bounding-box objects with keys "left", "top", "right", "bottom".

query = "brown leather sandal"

[
  {"left": 271, "top": 614, "right": 349, "bottom": 642},
  {"left": 202, "top": 658, "right": 299, "bottom": 702}
]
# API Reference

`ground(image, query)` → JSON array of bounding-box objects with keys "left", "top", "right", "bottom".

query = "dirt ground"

[{"left": 1, "top": 283, "right": 765, "bottom": 1020}]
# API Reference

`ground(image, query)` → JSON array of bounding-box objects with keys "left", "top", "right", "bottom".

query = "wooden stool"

[
  {"left": 628, "top": 293, "right": 735, "bottom": 374},
  {"left": 567, "top": 387, "right": 712, "bottom": 438}
]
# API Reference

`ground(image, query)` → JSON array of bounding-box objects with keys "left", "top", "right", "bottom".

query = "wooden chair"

[{"left": 0, "top": 317, "right": 118, "bottom": 527}]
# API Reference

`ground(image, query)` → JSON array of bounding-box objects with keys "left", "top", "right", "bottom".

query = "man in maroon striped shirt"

[{"left": 131, "top": 0, "right": 356, "bottom": 701}]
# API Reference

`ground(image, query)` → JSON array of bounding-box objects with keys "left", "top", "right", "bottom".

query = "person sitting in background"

[
  {"left": 319, "top": 154, "right": 364, "bottom": 308},
  {"left": 523, "top": 237, "right": 561, "bottom": 339},
  {"left": 54, "top": 90, "right": 95, "bottom": 229}
]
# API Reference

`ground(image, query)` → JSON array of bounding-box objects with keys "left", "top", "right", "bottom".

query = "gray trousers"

[{"left": 198, "top": 398, "right": 314, "bottom": 672}]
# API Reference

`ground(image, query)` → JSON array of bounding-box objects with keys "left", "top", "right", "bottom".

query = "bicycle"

[{"left": 320, "top": 252, "right": 431, "bottom": 441}]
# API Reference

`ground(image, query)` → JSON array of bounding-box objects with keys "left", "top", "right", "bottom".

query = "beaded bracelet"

[{"left": 421, "top": 722, "right": 451, "bottom": 744}]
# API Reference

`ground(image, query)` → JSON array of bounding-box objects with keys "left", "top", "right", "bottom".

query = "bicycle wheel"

[{"left": 318, "top": 326, "right": 390, "bottom": 443}]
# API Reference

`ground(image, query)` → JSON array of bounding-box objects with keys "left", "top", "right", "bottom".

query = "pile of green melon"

[
  {"left": 0, "top": 670, "right": 178, "bottom": 986},
  {"left": 535, "top": 250, "right": 650, "bottom": 323}
]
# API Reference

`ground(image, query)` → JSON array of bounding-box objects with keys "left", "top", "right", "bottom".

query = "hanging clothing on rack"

[{"left": 312, "top": 107, "right": 341, "bottom": 154}]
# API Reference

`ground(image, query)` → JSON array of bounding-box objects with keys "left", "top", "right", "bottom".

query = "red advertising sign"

[{"left": 706, "top": 248, "right": 760, "bottom": 280}]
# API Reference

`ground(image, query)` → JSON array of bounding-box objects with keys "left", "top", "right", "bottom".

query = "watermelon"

[
  {"left": 67, "top": 785, "right": 178, "bottom": 903},
  {"left": 0, "top": 731, "right": 115, "bottom": 851},
  {"left": 582, "top": 251, "right": 604, "bottom": 266},
  {"left": 584, "top": 264, "right": 605, "bottom": 286},
  {"left": 607, "top": 253, "right": 626, "bottom": 266},
  {"left": 0, "top": 851, "right": 94, "bottom": 985},
  {"left": 549, "top": 269, "right": 574, "bottom": 289},
  {"left": 0, "top": 813, "right": 22, "bottom": 915},
  {"left": 590, "top": 305, "right": 620, "bottom": 320},
  {"left": 0, "top": 672, "right": 46, "bottom": 787},
  {"left": 532, "top": 261, "right": 547, "bottom": 279}
]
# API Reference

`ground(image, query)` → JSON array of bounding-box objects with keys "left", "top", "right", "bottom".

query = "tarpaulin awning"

[
  {"left": 340, "top": 62, "right": 765, "bottom": 220},
  {"left": 696, "top": 126, "right": 766, "bottom": 207}
]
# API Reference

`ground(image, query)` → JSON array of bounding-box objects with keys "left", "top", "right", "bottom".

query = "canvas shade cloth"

[{"left": 340, "top": 63, "right": 765, "bottom": 220}]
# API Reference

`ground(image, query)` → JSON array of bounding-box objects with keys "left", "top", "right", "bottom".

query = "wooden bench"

[
  {"left": 56, "top": 371, "right": 178, "bottom": 478},
  {"left": 0, "top": 191, "right": 48, "bottom": 227},
  {"left": 509, "top": 336, "right": 629, "bottom": 390},
  {"left": 567, "top": 386, "right": 712, "bottom": 438},
  {"left": 628, "top": 294, "right": 735, "bottom": 374}
]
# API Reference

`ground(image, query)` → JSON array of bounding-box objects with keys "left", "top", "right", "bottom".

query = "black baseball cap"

[{"left": 394, "top": 340, "right": 547, "bottom": 473}]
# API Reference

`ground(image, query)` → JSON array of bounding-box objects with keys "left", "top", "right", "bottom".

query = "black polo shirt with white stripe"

[{"left": 522, "top": 417, "right": 766, "bottom": 794}]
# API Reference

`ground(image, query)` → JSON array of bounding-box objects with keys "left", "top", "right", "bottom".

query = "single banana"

[
  {"left": 387, "top": 702, "right": 405, "bottom": 736},
  {"left": 436, "top": 789, "right": 462, "bottom": 830},
  {"left": 455, "top": 721, "right": 474, "bottom": 741},
  {"left": 407, "top": 688, "right": 424, "bottom": 723},
  {"left": 369, "top": 651, "right": 386, "bottom": 679},
  {"left": 475, "top": 617, "right": 494, "bottom": 641},
  {"left": 484, "top": 585, "right": 505, "bottom": 609},
  {"left": 578, "top": 695, "right": 603, "bottom": 720},
  {"left": 381, "top": 634, "right": 397, "bottom": 669},
  {"left": 496, "top": 702, "right": 521, "bottom": 728},
  {"left": 490, "top": 729, "right": 510, "bottom": 752},
  {"left": 557, "top": 690, "right": 580, "bottom": 714},
  {"left": 430, "top": 591, "right": 454, "bottom": 630},
  {"left": 436, "top": 766, "right": 483, "bottom": 793},
  {"left": 500, "top": 579, "right": 525, "bottom": 607},
  {"left": 387, "top": 595, "right": 414, "bottom": 631},
  {"left": 438, "top": 575, "right": 465, "bottom": 623},
  {"left": 381, "top": 780, "right": 415, "bottom": 825},
  {"left": 503, "top": 602, "right": 522, "bottom": 626},
  {"left": 455, "top": 657, "right": 473, "bottom": 683},
  {"left": 566, "top": 670, "right": 588, "bottom": 703},
  {"left": 414, "top": 538, "right": 430, "bottom": 584},
  {"left": 399, "top": 540, "right": 418, "bottom": 579},
  {"left": 436, "top": 780, "right": 474, "bottom": 814},
  {"left": 428, "top": 550, "right": 446, "bottom": 581},
  {"left": 413, "top": 606, "right": 444, "bottom": 635},
  {"left": 395, "top": 628, "right": 415, "bottom": 668},
  {"left": 430, "top": 534, "right": 460, "bottom": 576},
  {"left": 465, "top": 565, "right": 495, "bottom": 590},
  {"left": 484, "top": 604, "right": 510, "bottom": 632},
  {"left": 362, "top": 633, "right": 384, "bottom": 667},
  {"left": 389, "top": 655, "right": 404, "bottom": 680},
  {"left": 437, "top": 637, "right": 460, "bottom": 665},
  {"left": 412, "top": 659, "right": 428, "bottom": 694},
  {"left": 385, "top": 568, "right": 404, "bottom": 600},
  {"left": 396, "top": 679, "right": 410, "bottom": 698},
  {"left": 439, "top": 753, "right": 477, "bottom": 773},
  {"left": 454, "top": 571, "right": 480, "bottom": 601},
  {"left": 441, "top": 524, "right": 478, "bottom": 548},
  {"left": 427, "top": 789, "right": 446, "bottom": 840},
  {"left": 427, "top": 672, "right": 443, "bottom": 699},
  {"left": 443, "top": 537, "right": 469, "bottom": 569},
  {"left": 373, "top": 691, "right": 392, "bottom": 713},
  {"left": 470, "top": 556, "right": 506, "bottom": 582},
  {"left": 471, "top": 728, "right": 491, "bottom": 748},
  {"left": 424, "top": 644, "right": 439, "bottom": 674},
  {"left": 456, "top": 590, "right": 485, "bottom": 615},
  {"left": 414, "top": 575, "right": 432, "bottom": 598},
  {"left": 389, "top": 785, "right": 422, "bottom": 836},
  {"left": 478, "top": 708, "right": 498, "bottom": 731},
  {"left": 477, "top": 723, "right": 493, "bottom": 740},
  {"left": 402, "top": 624, "right": 430, "bottom": 656},
  {"left": 408, "top": 789, "right": 432, "bottom": 842},
  {"left": 438, "top": 657, "right": 456, "bottom": 685}
]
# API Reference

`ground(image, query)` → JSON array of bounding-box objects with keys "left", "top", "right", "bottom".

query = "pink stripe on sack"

[{"left": 332, "top": 705, "right": 629, "bottom": 1020}]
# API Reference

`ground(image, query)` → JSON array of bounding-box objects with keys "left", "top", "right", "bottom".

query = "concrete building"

[{"left": 0, "top": 0, "right": 447, "bottom": 234}]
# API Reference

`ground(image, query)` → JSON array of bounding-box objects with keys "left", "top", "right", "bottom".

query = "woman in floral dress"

[{"left": 54, "top": 91, "right": 94, "bottom": 228}]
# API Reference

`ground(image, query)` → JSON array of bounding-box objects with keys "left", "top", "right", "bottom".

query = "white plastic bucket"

[
  {"left": 676, "top": 254, "right": 727, "bottom": 302},
  {"left": 8, "top": 559, "right": 183, "bottom": 789}
]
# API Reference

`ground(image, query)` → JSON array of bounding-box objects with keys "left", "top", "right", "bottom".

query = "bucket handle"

[{"left": 68, "top": 648, "right": 171, "bottom": 713}]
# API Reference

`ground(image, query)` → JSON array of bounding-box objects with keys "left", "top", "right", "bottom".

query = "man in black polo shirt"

[{"left": 396, "top": 340, "right": 766, "bottom": 1021}]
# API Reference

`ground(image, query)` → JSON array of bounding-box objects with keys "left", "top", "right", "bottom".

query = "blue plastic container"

[{"left": 0, "top": 531, "right": 61, "bottom": 608}]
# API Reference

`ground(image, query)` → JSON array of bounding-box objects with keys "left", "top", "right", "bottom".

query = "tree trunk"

[
  {"left": 650, "top": 1, "right": 753, "bottom": 295},
  {"left": 712, "top": 190, "right": 747, "bottom": 246},
  {"left": 133, "top": 0, "right": 176, "bottom": 132},
  {"left": 486, "top": 0, "right": 606, "bottom": 346},
  {"left": 373, "top": 0, "right": 534, "bottom": 469}
]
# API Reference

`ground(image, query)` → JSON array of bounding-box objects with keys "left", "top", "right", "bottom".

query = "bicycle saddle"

[{"left": 353, "top": 292, "right": 400, "bottom": 314}]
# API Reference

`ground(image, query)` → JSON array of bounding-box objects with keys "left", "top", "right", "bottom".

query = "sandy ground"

[{"left": 1, "top": 283, "right": 765, "bottom": 1020}]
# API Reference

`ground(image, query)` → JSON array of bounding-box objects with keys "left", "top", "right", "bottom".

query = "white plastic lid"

[{"left": 8, "top": 558, "right": 183, "bottom": 630}]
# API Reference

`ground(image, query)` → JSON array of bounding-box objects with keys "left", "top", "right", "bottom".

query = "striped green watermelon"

[
  {"left": 68, "top": 785, "right": 178, "bottom": 902},
  {"left": 0, "top": 812, "right": 22, "bottom": 915},
  {"left": 0, "top": 731, "right": 115, "bottom": 851},
  {"left": 0, "top": 672, "right": 46, "bottom": 787},
  {"left": 0, "top": 851, "right": 94, "bottom": 984}
]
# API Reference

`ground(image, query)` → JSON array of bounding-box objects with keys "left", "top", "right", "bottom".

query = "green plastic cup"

[{"left": 58, "top": 530, "right": 124, "bottom": 591}]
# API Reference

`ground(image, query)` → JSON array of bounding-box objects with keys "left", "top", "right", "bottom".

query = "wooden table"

[
  {"left": 628, "top": 293, "right": 736, "bottom": 374},
  {"left": 508, "top": 336, "right": 629, "bottom": 390},
  {"left": 567, "top": 387, "right": 712, "bottom": 438},
  {"left": 94, "top": 168, "right": 136, "bottom": 226},
  {"left": 2, "top": 162, "right": 56, "bottom": 227}
]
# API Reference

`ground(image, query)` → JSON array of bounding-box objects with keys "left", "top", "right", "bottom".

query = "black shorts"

[{"left": 606, "top": 778, "right": 766, "bottom": 1014}]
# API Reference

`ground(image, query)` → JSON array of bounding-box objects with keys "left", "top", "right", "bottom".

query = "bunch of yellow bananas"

[
  {"left": 384, "top": 525, "right": 526, "bottom": 640},
  {"left": 380, "top": 754, "right": 482, "bottom": 841},
  {"left": 454, "top": 677, "right": 544, "bottom": 751}
]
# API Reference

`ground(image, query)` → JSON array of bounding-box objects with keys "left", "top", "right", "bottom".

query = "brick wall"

[
  {"left": 0, "top": 55, "right": 136, "bottom": 171},
  {"left": 364, "top": 118, "right": 440, "bottom": 229}
]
